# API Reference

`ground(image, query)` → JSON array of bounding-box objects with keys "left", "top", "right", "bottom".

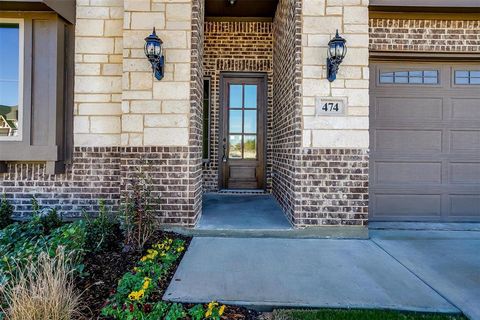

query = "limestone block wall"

[
  {"left": 74, "top": 0, "right": 124, "bottom": 146},
  {"left": 302, "top": 0, "right": 369, "bottom": 149},
  {"left": 120, "top": 0, "right": 203, "bottom": 226},
  {"left": 1, "top": 0, "right": 204, "bottom": 225},
  {"left": 122, "top": 0, "right": 193, "bottom": 147}
]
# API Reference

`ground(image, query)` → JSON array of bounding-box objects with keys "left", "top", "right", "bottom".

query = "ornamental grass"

[{"left": 0, "top": 248, "right": 83, "bottom": 320}]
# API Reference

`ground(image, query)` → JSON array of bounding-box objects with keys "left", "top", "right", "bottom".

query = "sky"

[{"left": 0, "top": 23, "right": 20, "bottom": 108}]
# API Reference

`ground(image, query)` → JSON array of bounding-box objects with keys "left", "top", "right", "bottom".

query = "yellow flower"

[
  {"left": 142, "top": 277, "right": 152, "bottom": 290},
  {"left": 140, "top": 256, "right": 147, "bottom": 262},
  {"left": 219, "top": 305, "right": 226, "bottom": 316},
  {"left": 128, "top": 289, "right": 145, "bottom": 301},
  {"left": 205, "top": 310, "right": 212, "bottom": 318},
  {"left": 177, "top": 246, "right": 184, "bottom": 252}
]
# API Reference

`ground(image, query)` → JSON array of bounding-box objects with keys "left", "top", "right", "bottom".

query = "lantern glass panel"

[
  {"left": 146, "top": 43, "right": 155, "bottom": 56},
  {"left": 329, "top": 45, "right": 336, "bottom": 58},
  {"left": 154, "top": 43, "right": 161, "bottom": 55},
  {"left": 335, "top": 43, "right": 343, "bottom": 58}
]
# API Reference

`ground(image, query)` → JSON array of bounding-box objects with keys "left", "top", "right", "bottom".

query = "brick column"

[
  {"left": 296, "top": 0, "right": 370, "bottom": 227},
  {"left": 121, "top": 0, "right": 203, "bottom": 226}
]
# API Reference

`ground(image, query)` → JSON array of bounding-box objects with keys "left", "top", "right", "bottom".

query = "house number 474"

[
  {"left": 315, "top": 98, "right": 345, "bottom": 116},
  {"left": 322, "top": 102, "right": 340, "bottom": 112}
]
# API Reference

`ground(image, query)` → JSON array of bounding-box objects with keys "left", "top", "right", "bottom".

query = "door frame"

[{"left": 218, "top": 72, "right": 268, "bottom": 190}]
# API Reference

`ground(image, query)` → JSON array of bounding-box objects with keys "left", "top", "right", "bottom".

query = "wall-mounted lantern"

[
  {"left": 144, "top": 27, "right": 165, "bottom": 80},
  {"left": 227, "top": 0, "right": 237, "bottom": 5},
  {"left": 327, "top": 30, "right": 347, "bottom": 82}
]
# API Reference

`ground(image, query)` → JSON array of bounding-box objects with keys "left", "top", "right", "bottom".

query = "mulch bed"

[{"left": 76, "top": 231, "right": 259, "bottom": 320}]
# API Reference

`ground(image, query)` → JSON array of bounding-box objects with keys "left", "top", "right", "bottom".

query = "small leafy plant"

[
  {"left": 84, "top": 200, "right": 120, "bottom": 254},
  {"left": 0, "top": 194, "right": 13, "bottom": 229},
  {"left": 121, "top": 167, "right": 159, "bottom": 251}
]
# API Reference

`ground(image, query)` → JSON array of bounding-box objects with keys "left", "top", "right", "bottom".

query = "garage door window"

[
  {"left": 454, "top": 70, "right": 480, "bottom": 85},
  {"left": 380, "top": 70, "right": 438, "bottom": 84}
]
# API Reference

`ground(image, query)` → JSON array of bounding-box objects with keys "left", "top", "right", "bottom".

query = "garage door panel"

[
  {"left": 450, "top": 130, "right": 480, "bottom": 152},
  {"left": 449, "top": 163, "right": 480, "bottom": 184},
  {"left": 375, "top": 97, "right": 443, "bottom": 121},
  {"left": 376, "top": 162, "right": 442, "bottom": 184},
  {"left": 374, "top": 129, "right": 442, "bottom": 153},
  {"left": 451, "top": 98, "right": 480, "bottom": 120},
  {"left": 370, "top": 61, "right": 480, "bottom": 222},
  {"left": 374, "top": 194, "right": 442, "bottom": 217},
  {"left": 450, "top": 195, "right": 480, "bottom": 217}
]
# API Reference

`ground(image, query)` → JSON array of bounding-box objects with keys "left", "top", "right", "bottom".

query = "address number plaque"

[{"left": 315, "top": 97, "right": 346, "bottom": 116}]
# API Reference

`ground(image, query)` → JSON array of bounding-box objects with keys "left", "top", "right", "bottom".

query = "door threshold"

[{"left": 217, "top": 189, "right": 268, "bottom": 195}]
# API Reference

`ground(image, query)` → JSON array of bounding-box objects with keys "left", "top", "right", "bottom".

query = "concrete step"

[{"left": 161, "top": 225, "right": 369, "bottom": 239}]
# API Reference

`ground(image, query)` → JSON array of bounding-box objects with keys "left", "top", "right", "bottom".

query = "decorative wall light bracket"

[
  {"left": 144, "top": 27, "right": 165, "bottom": 80},
  {"left": 327, "top": 30, "right": 347, "bottom": 82}
]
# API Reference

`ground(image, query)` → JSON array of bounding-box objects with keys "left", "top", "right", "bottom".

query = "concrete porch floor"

[
  {"left": 196, "top": 193, "right": 292, "bottom": 230},
  {"left": 164, "top": 230, "right": 480, "bottom": 319}
]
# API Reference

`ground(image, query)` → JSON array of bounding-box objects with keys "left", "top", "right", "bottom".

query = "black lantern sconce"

[
  {"left": 144, "top": 27, "right": 165, "bottom": 80},
  {"left": 327, "top": 30, "right": 347, "bottom": 82},
  {"left": 227, "top": 0, "right": 237, "bottom": 4}
]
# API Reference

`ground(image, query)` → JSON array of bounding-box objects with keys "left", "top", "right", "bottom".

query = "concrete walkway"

[
  {"left": 164, "top": 231, "right": 480, "bottom": 319},
  {"left": 372, "top": 230, "right": 480, "bottom": 320},
  {"left": 197, "top": 194, "right": 292, "bottom": 230}
]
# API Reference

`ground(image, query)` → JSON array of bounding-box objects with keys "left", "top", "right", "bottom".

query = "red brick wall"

[
  {"left": 272, "top": 0, "right": 303, "bottom": 223},
  {"left": 202, "top": 21, "right": 274, "bottom": 192},
  {"left": 0, "top": 147, "right": 198, "bottom": 225},
  {"left": 297, "top": 149, "right": 369, "bottom": 227},
  {"left": 0, "top": 147, "right": 121, "bottom": 218},
  {"left": 369, "top": 18, "right": 480, "bottom": 52},
  {"left": 121, "top": 147, "right": 197, "bottom": 226},
  {"left": 188, "top": 0, "right": 205, "bottom": 224}
]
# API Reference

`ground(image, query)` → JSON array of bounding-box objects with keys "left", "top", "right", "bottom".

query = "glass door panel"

[{"left": 227, "top": 83, "right": 258, "bottom": 160}]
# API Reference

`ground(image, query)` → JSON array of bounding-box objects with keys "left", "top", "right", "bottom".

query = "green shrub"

[
  {"left": 84, "top": 200, "right": 121, "bottom": 254},
  {"left": 0, "top": 214, "right": 86, "bottom": 287},
  {"left": 0, "top": 195, "right": 13, "bottom": 229},
  {"left": 29, "top": 197, "right": 63, "bottom": 234}
]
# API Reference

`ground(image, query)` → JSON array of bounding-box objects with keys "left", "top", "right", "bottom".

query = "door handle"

[{"left": 222, "top": 138, "right": 228, "bottom": 163}]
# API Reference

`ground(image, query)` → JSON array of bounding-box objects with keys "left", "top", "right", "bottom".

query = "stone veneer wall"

[
  {"left": 0, "top": 0, "right": 204, "bottom": 226},
  {"left": 119, "top": 0, "right": 203, "bottom": 226},
  {"left": 1, "top": 0, "right": 125, "bottom": 217},
  {"left": 369, "top": 18, "right": 480, "bottom": 52},
  {"left": 74, "top": 0, "right": 123, "bottom": 146},
  {"left": 296, "top": 0, "right": 370, "bottom": 226},
  {"left": 202, "top": 21, "right": 273, "bottom": 192},
  {"left": 272, "top": 0, "right": 303, "bottom": 223}
]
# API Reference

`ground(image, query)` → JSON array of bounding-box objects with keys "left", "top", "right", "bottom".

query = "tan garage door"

[{"left": 370, "top": 61, "right": 480, "bottom": 221}]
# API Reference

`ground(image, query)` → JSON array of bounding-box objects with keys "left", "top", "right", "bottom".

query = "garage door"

[{"left": 370, "top": 61, "right": 480, "bottom": 221}]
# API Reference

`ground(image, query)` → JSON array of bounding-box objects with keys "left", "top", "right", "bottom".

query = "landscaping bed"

[
  {"left": 0, "top": 194, "right": 258, "bottom": 319},
  {"left": 77, "top": 230, "right": 190, "bottom": 319}
]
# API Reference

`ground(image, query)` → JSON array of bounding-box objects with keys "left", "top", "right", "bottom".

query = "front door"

[{"left": 219, "top": 74, "right": 266, "bottom": 190}]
